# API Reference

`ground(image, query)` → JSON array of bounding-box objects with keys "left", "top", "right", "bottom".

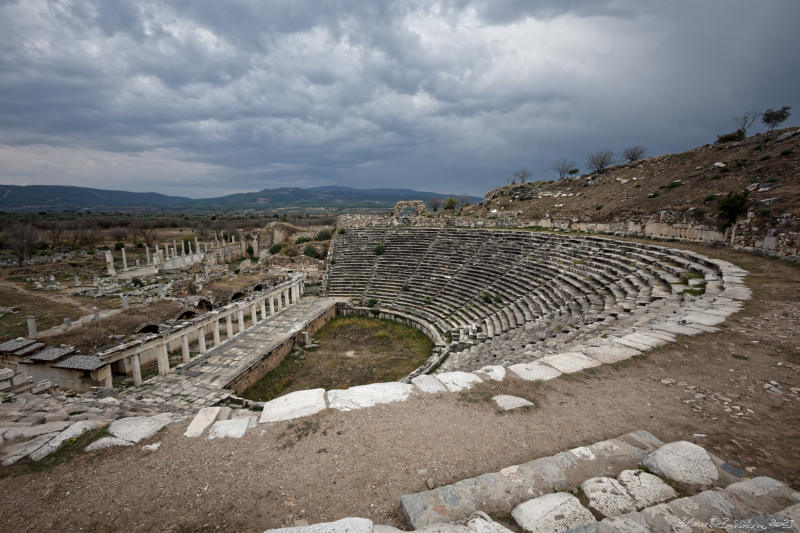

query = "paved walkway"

[{"left": 120, "top": 297, "right": 345, "bottom": 411}]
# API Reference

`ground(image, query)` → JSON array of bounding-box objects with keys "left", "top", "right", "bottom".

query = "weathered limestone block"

[
  {"left": 616, "top": 469, "right": 677, "bottom": 509},
  {"left": 108, "top": 413, "right": 173, "bottom": 443},
  {"left": 184, "top": 407, "right": 221, "bottom": 437},
  {"left": 538, "top": 352, "right": 601, "bottom": 374},
  {"left": 1, "top": 421, "right": 70, "bottom": 441},
  {"left": 411, "top": 375, "right": 448, "bottom": 394},
  {"left": 327, "top": 382, "right": 415, "bottom": 411},
  {"left": 511, "top": 493, "right": 596, "bottom": 533},
  {"left": 724, "top": 477, "right": 800, "bottom": 515},
  {"left": 85, "top": 437, "right": 133, "bottom": 451},
  {"left": 475, "top": 366, "right": 506, "bottom": 381},
  {"left": 643, "top": 441, "right": 718, "bottom": 485},
  {"left": 1, "top": 433, "right": 55, "bottom": 465},
  {"left": 436, "top": 372, "right": 482, "bottom": 392},
  {"left": 30, "top": 420, "right": 103, "bottom": 461},
  {"left": 507, "top": 362, "right": 561, "bottom": 381},
  {"left": 208, "top": 417, "right": 250, "bottom": 439},
  {"left": 259, "top": 389, "right": 326, "bottom": 424},
  {"left": 264, "top": 517, "right": 373, "bottom": 533},
  {"left": 581, "top": 476, "right": 638, "bottom": 517},
  {"left": 492, "top": 395, "right": 533, "bottom": 411}
]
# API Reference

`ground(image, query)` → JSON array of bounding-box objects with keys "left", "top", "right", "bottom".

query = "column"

[
  {"left": 26, "top": 316, "right": 37, "bottom": 336},
  {"left": 226, "top": 313, "right": 233, "bottom": 339},
  {"left": 157, "top": 340, "right": 170, "bottom": 376},
  {"left": 130, "top": 353, "right": 142, "bottom": 386},
  {"left": 213, "top": 319, "right": 221, "bottom": 346},
  {"left": 300, "top": 280, "right": 304, "bottom": 295},
  {"left": 121, "top": 247, "right": 128, "bottom": 271},
  {"left": 173, "top": 240, "right": 177, "bottom": 257},
  {"left": 198, "top": 325, "right": 207, "bottom": 354},
  {"left": 105, "top": 251, "right": 115, "bottom": 275},
  {"left": 181, "top": 240, "right": 186, "bottom": 256},
  {"left": 269, "top": 295, "right": 275, "bottom": 315},
  {"left": 237, "top": 309, "right": 245, "bottom": 332},
  {"left": 181, "top": 334, "right": 190, "bottom": 363},
  {"left": 278, "top": 291, "right": 284, "bottom": 310},
  {"left": 195, "top": 236, "right": 200, "bottom": 255},
  {"left": 145, "top": 245, "right": 151, "bottom": 265},
  {"left": 260, "top": 299, "right": 267, "bottom": 320},
  {"left": 251, "top": 303, "right": 258, "bottom": 326}
]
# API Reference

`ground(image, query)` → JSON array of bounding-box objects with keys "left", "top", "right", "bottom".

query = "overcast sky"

[{"left": 0, "top": 0, "right": 797, "bottom": 198}]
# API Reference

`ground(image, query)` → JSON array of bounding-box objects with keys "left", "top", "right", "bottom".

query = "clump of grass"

[{"left": 732, "top": 353, "right": 749, "bottom": 360}]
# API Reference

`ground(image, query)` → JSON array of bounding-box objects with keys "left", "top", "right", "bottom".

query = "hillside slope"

[{"left": 466, "top": 128, "right": 800, "bottom": 230}]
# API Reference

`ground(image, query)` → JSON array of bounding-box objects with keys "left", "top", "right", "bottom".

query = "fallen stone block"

[
  {"left": 492, "top": 395, "right": 533, "bottom": 411},
  {"left": 327, "top": 382, "right": 415, "bottom": 411},
  {"left": 643, "top": 441, "right": 718, "bottom": 485},
  {"left": 539, "top": 352, "right": 602, "bottom": 374},
  {"left": 108, "top": 413, "right": 173, "bottom": 443},
  {"left": 475, "top": 366, "right": 506, "bottom": 381},
  {"left": 1, "top": 420, "right": 70, "bottom": 441},
  {"left": 507, "top": 362, "right": 561, "bottom": 381},
  {"left": 511, "top": 492, "right": 596, "bottom": 533},
  {"left": 1, "top": 433, "right": 55, "bottom": 465},
  {"left": 436, "top": 372, "right": 483, "bottom": 392},
  {"left": 617, "top": 469, "right": 676, "bottom": 509},
  {"left": 207, "top": 417, "right": 250, "bottom": 439},
  {"left": 581, "top": 476, "right": 638, "bottom": 517},
  {"left": 411, "top": 374, "right": 448, "bottom": 394},
  {"left": 184, "top": 407, "right": 221, "bottom": 437},
  {"left": 263, "top": 516, "right": 373, "bottom": 533},
  {"left": 85, "top": 437, "right": 133, "bottom": 451},
  {"left": 30, "top": 420, "right": 103, "bottom": 461},
  {"left": 584, "top": 344, "right": 640, "bottom": 364},
  {"left": 724, "top": 477, "right": 800, "bottom": 515},
  {"left": 259, "top": 389, "right": 326, "bottom": 424}
]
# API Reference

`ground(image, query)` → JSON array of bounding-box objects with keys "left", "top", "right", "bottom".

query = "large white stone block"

[
  {"left": 327, "top": 382, "right": 415, "bottom": 411},
  {"left": 108, "top": 413, "right": 173, "bottom": 443},
  {"left": 184, "top": 407, "right": 221, "bottom": 437},
  {"left": 643, "top": 441, "right": 718, "bottom": 485},
  {"left": 507, "top": 362, "right": 561, "bottom": 381},
  {"left": 512, "top": 492, "right": 596, "bottom": 533},
  {"left": 259, "top": 388, "right": 326, "bottom": 424},
  {"left": 435, "top": 371, "right": 483, "bottom": 392}
]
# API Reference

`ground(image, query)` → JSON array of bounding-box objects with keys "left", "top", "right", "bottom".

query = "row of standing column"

[{"left": 125, "top": 280, "right": 302, "bottom": 385}]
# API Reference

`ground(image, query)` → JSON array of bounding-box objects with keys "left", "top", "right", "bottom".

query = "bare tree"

[
  {"left": 622, "top": 145, "right": 646, "bottom": 163},
  {"left": 457, "top": 195, "right": 471, "bottom": 209},
  {"left": 5, "top": 223, "right": 39, "bottom": 265},
  {"left": 47, "top": 222, "right": 65, "bottom": 253},
  {"left": 551, "top": 159, "right": 576, "bottom": 180},
  {"left": 513, "top": 168, "right": 532, "bottom": 184},
  {"left": 429, "top": 197, "right": 443, "bottom": 212},
  {"left": 586, "top": 150, "right": 615, "bottom": 173},
  {"left": 733, "top": 110, "right": 758, "bottom": 136}
]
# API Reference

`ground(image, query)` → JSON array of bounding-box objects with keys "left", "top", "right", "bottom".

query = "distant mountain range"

[{"left": 0, "top": 184, "right": 481, "bottom": 212}]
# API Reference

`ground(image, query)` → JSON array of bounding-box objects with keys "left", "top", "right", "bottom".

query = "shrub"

[
  {"left": 595, "top": 205, "right": 603, "bottom": 210},
  {"left": 666, "top": 180, "right": 682, "bottom": 189},
  {"left": 767, "top": 177, "right": 778, "bottom": 183},
  {"left": 338, "top": 228, "right": 347, "bottom": 235},
  {"left": 568, "top": 168, "right": 580, "bottom": 175},
  {"left": 444, "top": 197, "right": 458, "bottom": 210},
  {"left": 114, "top": 242, "right": 124, "bottom": 250},
  {"left": 717, "top": 190, "right": 749, "bottom": 229},
  {"left": 760, "top": 155, "right": 771, "bottom": 161},
  {"left": 401, "top": 283, "right": 409, "bottom": 291},
  {"left": 246, "top": 244, "right": 254, "bottom": 258},
  {"left": 269, "top": 244, "right": 284, "bottom": 254},
  {"left": 366, "top": 298, "right": 377, "bottom": 308},
  {"left": 295, "top": 236, "right": 310, "bottom": 244},
  {"left": 374, "top": 244, "right": 384, "bottom": 255},
  {"left": 781, "top": 149, "right": 793, "bottom": 156},
  {"left": 315, "top": 229, "right": 332, "bottom": 241},
  {"left": 758, "top": 208, "right": 772, "bottom": 217},
  {"left": 762, "top": 105, "right": 791, "bottom": 132},
  {"left": 481, "top": 292, "right": 492, "bottom": 304},
  {"left": 132, "top": 277, "right": 142, "bottom": 287},
  {"left": 586, "top": 150, "right": 615, "bottom": 173},
  {"left": 303, "top": 245, "right": 320, "bottom": 259},
  {"left": 648, "top": 191, "right": 659, "bottom": 198},
  {"left": 286, "top": 247, "right": 299, "bottom": 257},
  {"left": 493, "top": 293, "right": 502, "bottom": 303},
  {"left": 716, "top": 129, "right": 745, "bottom": 143},
  {"left": 704, "top": 194, "right": 718, "bottom": 203},
  {"left": 694, "top": 208, "right": 705, "bottom": 217}
]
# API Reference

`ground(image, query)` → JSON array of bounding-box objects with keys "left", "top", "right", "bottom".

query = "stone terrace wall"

[{"left": 337, "top": 212, "right": 799, "bottom": 261}]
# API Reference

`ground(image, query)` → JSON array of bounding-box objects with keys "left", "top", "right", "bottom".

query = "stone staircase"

[{"left": 324, "top": 229, "right": 748, "bottom": 372}]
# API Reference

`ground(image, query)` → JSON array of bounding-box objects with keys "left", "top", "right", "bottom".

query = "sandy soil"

[{"left": 0, "top": 243, "right": 797, "bottom": 533}]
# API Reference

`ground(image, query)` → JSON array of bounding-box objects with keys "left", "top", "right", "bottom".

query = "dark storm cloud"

[{"left": 0, "top": 0, "right": 798, "bottom": 197}]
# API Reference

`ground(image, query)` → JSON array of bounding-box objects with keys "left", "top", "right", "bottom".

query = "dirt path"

[
  {"left": 0, "top": 244, "right": 798, "bottom": 533},
  {"left": 0, "top": 280, "right": 94, "bottom": 314}
]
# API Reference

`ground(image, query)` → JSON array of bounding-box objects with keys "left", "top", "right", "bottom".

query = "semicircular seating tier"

[{"left": 324, "top": 228, "right": 745, "bottom": 372}]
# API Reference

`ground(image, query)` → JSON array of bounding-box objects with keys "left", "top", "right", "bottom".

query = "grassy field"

[{"left": 242, "top": 316, "right": 433, "bottom": 402}]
